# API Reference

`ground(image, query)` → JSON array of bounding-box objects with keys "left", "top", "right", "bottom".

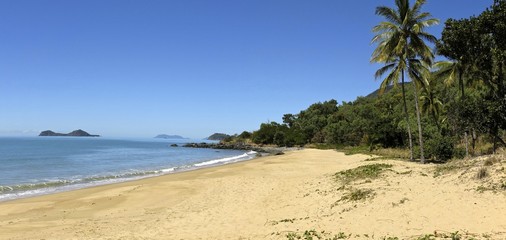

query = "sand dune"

[{"left": 1, "top": 149, "right": 505, "bottom": 239}]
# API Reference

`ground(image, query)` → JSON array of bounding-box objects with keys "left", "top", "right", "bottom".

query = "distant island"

[
  {"left": 154, "top": 134, "right": 186, "bottom": 139},
  {"left": 39, "top": 129, "right": 100, "bottom": 137},
  {"left": 206, "top": 133, "right": 231, "bottom": 141}
]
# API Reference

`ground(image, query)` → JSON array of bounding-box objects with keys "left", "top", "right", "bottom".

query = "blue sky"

[{"left": 0, "top": 0, "right": 493, "bottom": 138}]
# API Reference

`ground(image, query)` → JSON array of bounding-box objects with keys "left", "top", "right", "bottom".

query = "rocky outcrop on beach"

[
  {"left": 39, "top": 129, "right": 100, "bottom": 137},
  {"left": 184, "top": 142, "right": 257, "bottom": 151},
  {"left": 182, "top": 142, "right": 293, "bottom": 155}
]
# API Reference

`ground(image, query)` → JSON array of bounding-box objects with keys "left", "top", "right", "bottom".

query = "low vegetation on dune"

[
  {"left": 335, "top": 164, "right": 393, "bottom": 185},
  {"left": 284, "top": 230, "right": 471, "bottom": 240},
  {"left": 283, "top": 152, "right": 506, "bottom": 240},
  {"left": 432, "top": 150, "right": 506, "bottom": 193}
]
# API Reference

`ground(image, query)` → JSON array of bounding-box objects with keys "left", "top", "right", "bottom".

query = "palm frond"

[
  {"left": 432, "top": 61, "right": 459, "bottom": 86},
  {"left": 411, "top": 0, "right": 426, "bottom": 17},
  {"left": 413, "top": 12, "right": 430, "bottom": 22},
  {"left": 375, "top": 63, "right": 397, "bottom": 79},
  {"left": 379, "top": 65, "right": 401, "bottom": 95},
  {"left": 372, "top": 22, "right": 399, "bottom": 34},
  {"left": 375, "top": 6, "right": 400, "bottom": 24},
  {"left": 417, "top": 31, "right": 438, "bottom": 44}
]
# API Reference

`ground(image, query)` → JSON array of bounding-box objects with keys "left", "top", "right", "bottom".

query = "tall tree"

[
  {"left": 433, "top": 60, "right": 472, "bottom": 156},
  {"left": 420, "top": 75, "right": 443, "bottom": 131},
  {"left": 371, "top": 0, "right": 439, "bottom": 163},
  {"left": 437, "top": 0, "right": 506, "bottom": 153}
]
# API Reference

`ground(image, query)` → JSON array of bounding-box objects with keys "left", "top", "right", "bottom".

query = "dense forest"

[{"left": 226, "top": 0, "right": 506, "bottom": 162}]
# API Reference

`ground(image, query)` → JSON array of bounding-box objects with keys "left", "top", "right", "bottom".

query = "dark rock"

[
  {"left": 170, "top": 144, "right": 178, "bottom": 147},
  {"left": 182, "top": 142, "right": 266, "bottom": 152}
]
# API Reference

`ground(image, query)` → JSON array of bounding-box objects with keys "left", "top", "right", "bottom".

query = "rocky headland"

[{"left": 39, "top": 129, "right": 100, "bottom": 137}]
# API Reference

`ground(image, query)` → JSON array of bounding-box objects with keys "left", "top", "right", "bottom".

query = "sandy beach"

[{"left": 1, "top": 149, "right": 505, "bottom": 239}]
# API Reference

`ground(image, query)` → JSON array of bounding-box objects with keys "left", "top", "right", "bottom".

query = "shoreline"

[
  {"left": 0, "top": 148, "right": 264, "bottom": 203},
  {"left": 1, "top": 149, "right": 505, "bottom": 239}
]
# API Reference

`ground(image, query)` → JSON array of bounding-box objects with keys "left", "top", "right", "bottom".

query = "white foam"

[
  {"left": 193, "top": 151, "right": 257, "bottom": 167},
  {"left": 161, "top": 167, "right": 176, "bottom": 173}
]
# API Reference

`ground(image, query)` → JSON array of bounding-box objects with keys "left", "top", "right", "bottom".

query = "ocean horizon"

[{"left": 0, "top": 136, "right": 256, "bottom": 202}]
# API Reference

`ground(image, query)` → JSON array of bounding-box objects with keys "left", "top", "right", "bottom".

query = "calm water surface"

[{"left": 0, "top": 137, "right": 255, "bottom": 201}]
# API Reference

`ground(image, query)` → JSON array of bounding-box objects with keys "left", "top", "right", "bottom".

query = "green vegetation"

[
  {"left": 284, "top": 230, "right": 472, "bottom": 240},
  {"left": 207, "top": 133, "right": 231, "bottom": 141},
  {"left": 338, "top": 188, "right": 375, "bottom": 202},
  {"left": 433, "top": 160, "right": 469, "bottom": 177},
  {"left": 371, "top": 0, "right": 439, "bottom": 163},
  {"left": 335, "top": 164, "right": 393, "bottom": 184},
  {"left": 222, "top": 0, "right": 505, "bottom": 163},
  {"left": 286, "top": 230, "right": 347, "bottom": 240}
]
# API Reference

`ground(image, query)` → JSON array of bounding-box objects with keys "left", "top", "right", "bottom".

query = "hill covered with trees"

[{"left": 225, "top": 0, "right": 506, "bottom": 162}]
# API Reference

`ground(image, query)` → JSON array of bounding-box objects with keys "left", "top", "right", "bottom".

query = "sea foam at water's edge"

[
  {"left": 0, "top": 137, "right": 257, "bottom": 202},
  {"left": 0, "top": 151, "right": 257, "bottom": 202},
  {"left": 193, "top": 150, "right": 257, "bottom": 167}
]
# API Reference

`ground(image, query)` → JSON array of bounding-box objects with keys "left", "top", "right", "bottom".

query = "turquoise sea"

[{"left": 0, "top": 137, "right": 256, "bottom": 201}]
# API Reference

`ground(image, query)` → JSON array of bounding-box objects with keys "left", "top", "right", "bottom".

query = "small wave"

[
  {"left": 0, "top": 151, "right": 259, "bottom": 201},
  {"left": 194, "top": 151, "right": 257, "bottom": 167},
  {"left": 0, "top": 170, "right": 163, "bottom": 198},
  {"left": 161, "top": 167, "right": 176, "bottom": 173}
]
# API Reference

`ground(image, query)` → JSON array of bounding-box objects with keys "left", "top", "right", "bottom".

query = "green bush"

[{"left": 425, "top": 135, "right": 455, "bottom": 161}]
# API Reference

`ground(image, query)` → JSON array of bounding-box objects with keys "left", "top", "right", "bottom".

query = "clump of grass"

[
  {"left": 339, "top": 188, "right": 375, "bottom": 202},
  {"left": 338, "top": 146, "right": 370, "bottom": 156},
  {"left": 335, "top": 164, "right": 393, "bottom": 184},
  {"left": 433, "top": 160, "right": 468, "bottom": 177},
  {"left": 476, "top": 185, "right": 493, "bottom": 193},
  {"left": 397, "top": 170, "right": 413, "bottom": 175},
  {"left": 286, "top": 230, "right": 347, "bottom": 240},
  {"left": 372, "top": 148, "right": 411, "bottom": 159},
  {"left": 392, "top": 197, "right": 409, "bottom": 207},
  {"left": 309, "top": 143, "right": 338, "bottom": 150},
  {"left": 416, "top": 234, "right": 434, "bottom": 240},
  {"left": 484, "top": 155, "right": 501, "bottom": 166},
  {"left": 476, "top": 167, "right": 488, "bottom": 179},
  {"left": 279, "top": 218, "right": 295, "bottom": 223}
]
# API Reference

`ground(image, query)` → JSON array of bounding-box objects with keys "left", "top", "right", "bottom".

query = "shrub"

[{"left": 425, "top": 134, "right": 455, "bottom": 161}]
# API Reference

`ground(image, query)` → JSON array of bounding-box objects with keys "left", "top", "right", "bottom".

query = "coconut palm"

[
  {"left": 433, "top": 59, "right": 474, "bottom": 157},
  {"left": 371, "top": 0, "right": 439, "bottom": 163},
  {"left": 433, "top": 60, "right": 468, "bottom": 99},
  {"left": 420, "top": 76, "right": 443, "bottom": 130}
]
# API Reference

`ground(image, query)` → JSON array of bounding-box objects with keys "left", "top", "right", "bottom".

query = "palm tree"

[
  {"left": 420, "top": 76, "right": 443, "bottom": 131},
  {"left": 371, "top": 0, "right": 439, "bottom": 163},
  {"left": 433, "top": 59, "right": 472, "bottom": 157},
  {"left": 433, "top": 60, "right": 468, "bottom": 99}
]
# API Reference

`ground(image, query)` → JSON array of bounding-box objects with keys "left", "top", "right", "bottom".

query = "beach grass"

[{"left": 335, "top": 163, "right": 393, "bottom": 184}]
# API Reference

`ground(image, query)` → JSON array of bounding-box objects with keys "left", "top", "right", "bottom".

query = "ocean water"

[{"left": 0, "top": 137, "right": 256, "bottom": 201}]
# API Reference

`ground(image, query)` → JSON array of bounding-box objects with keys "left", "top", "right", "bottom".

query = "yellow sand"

[{"left": 1, "top": 149, "right": 505, "bottom": 239}]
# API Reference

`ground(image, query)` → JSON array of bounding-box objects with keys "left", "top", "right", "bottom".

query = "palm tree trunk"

[
  {"left": 412, "top": 81, "right": 425, "bottom": 163},
  {"left": 459, "top": 71, "right": 465, "bottom": 100},
  {"left": 401, "top": 71, "right": 414, "bottom": 161},
  {"left": 464, "top": 131, "right": 469, "bottom": 158},
  {"left": 472, "top": 128, "right": 477, "bottom": 155},
  {"left": 459, "top": 72, "right": 469, "bottom": 157}
]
